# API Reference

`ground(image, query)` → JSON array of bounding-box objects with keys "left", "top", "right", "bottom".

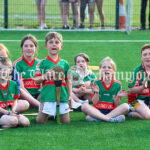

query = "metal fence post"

[
  {"left": 4, "top": 0, "right": 8, "bottom": 28},
  {"left": 116, "top": 0, "right": 119, "bottom": 29}
]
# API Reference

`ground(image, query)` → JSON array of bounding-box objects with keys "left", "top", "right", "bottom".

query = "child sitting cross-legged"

[
  {"left": 81, "top": 57, "right": 129, "bottom": 123},
  {"left": 0, "top": 57, "right": 30, "bottom": 128}
]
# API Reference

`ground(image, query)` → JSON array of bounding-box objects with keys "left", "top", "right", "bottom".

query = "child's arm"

[
  {"left": 66, "top": 79, "right": 72, "bottom": 108},
  {"left": 130, "top": 77, "right": 148, "bottom": 94},
  {"left": 11, "top": 100, "right": 18, "bottom": 114},
  {"left": 114, "top": 90, "right": 129, "bottom": 106},
  {"left": 91, "top": 82, "right": 99, "bottom": 105}
]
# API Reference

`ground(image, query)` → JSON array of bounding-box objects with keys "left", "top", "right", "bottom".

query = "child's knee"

[
  {"left": 9, "top": 117, "right": 18, "bottom": 127},
  {"left": 24, "top": 101, "right": 30, "bottom": 110},
  {"left": 36, "top": 116, "right": 47, "bottom": 124}
]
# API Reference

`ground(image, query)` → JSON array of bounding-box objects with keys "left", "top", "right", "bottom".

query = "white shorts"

[{"left": 39, "top": 102, "right": 70, "bottom": 116}]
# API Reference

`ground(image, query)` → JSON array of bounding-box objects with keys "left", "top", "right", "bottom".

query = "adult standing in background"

[
  {"left": 94, "top": 0, "right": 104, "bottom": 29},
  {"left": 35, "top": 0, "right": 48, "bottom": 29},
  {"left": 140, "top": 0, "right": 150, "bottom": 30}
]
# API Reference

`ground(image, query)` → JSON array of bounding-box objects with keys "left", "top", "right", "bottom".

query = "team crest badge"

[{"left": 11, "top": 94, "right": 14, "bottom": 97}]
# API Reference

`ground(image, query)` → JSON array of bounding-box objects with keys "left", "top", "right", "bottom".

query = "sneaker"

[
  {"left": 109, "top": 115, "right": 125, "bottom": 123},
  {"left": 101, "top": 25, "right": 105, "bottom": 29},
  {"left": 79, "top": 24, "right": 85, "bottom": 29},
  {"left": 62, "top": 25, "right": 70, "bottom": 29},
  {"left": 89, "top": 25, "right": 93, "bottom": 29},
  {"left": 39, "top": 23, "right": 47, "bottom": 29},
  {"left": 86, "top": 115, "right": 101, "bottom": 122}
]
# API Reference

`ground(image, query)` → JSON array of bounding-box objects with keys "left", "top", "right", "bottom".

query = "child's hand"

[
  {"left": 117, "top": 90, "right": 129, "bottom": 97},
  {"left": 143, "top": 77, "right": 148, "bottom": 89},
  {"left": 81, "top": 86, "right": 86, "bottom": 92},
  {"left": 91, "top": 82, "right": 99, "bottom": 94}
]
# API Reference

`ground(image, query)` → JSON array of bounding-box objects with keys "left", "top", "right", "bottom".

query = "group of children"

[{"left": 0, "top": 31, "right": 150, "bottom": 129}]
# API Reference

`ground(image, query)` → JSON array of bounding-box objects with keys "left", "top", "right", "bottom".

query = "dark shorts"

[
  {"left": 99, "top": 109, "right": 112, "bottom": 115},
  {"left": 0, "top": 113, "right": 4, "bottom": 118}
]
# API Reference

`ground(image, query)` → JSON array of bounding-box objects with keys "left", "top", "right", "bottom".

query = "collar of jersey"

[
  {"left": 22, "top": 56, "right": 35, "bottom": 67},
  {"left": 0, "top": 81, "right": 10, "bottom": 90},
  {"left": 47, "top": 56, "right": 60, "bottom": 64},
  {"left": 101, "top": 77, "right": 114, "bottom": 91}
]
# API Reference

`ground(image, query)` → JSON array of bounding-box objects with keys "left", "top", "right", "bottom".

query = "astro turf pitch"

[{"left": 0, "top": 30, "right": 150, "bottom": 150}]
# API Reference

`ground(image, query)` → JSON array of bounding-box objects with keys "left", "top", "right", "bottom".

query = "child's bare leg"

[
  {"left": 36, "top": 112, "right": 48, "bottom": 124},
  {"left": 96, "top": 0, "right": 104, "bottom": 26},
  {"left": 15, "top": 100, "right": 30, "bottom": 113},
  {"left": 134, "top": 104, "right": 150, "bottom": 119},
  {"left": 130, "top": 112, "right": 144, "bottom": 119},
  {"left": 81, "top": 103, "right": 109, "bottom": 121},
  {"left": 60, "top": 113, "right": 70, "bottom": 123},
  {"left": 20, "top": 89, "right": 39, "bottom": 108},
  {"left": 18, "top": 115, "right": 30, "bottom": 127},
  {"left": 106, "top": 103, "right": 129, "bottom": 118},
  {"left": 88, "top": 1, "right": 95, "bottom": 27},
  {"left": 72, "top": 92, "right": 83, "bottom": 102},
  {"left": 0, "top": 115, "right": 18, "bottom": 128}
]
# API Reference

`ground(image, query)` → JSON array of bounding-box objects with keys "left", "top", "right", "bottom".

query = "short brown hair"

[
  {"left": 0, "top": 57, "right": 12, "bottom": 68},
  {"left": 45, "top": 32, "right": 62, "bottom": 44},
  {"left": 141, "top": 44, "right": 150, "bottom": 54},
  {"left": 0, "top": 44, "right": 9, "bottom": 56},
  {"left": 74, "top": 53, "right": 90, "bottom": 65},
  {"left": 21, "top": 34, "right": 38, "bottom": 48}
]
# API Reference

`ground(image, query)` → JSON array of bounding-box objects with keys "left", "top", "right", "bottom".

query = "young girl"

[
  {"left": 0, "top": 43, "right": 29, "bottom": 112},
  {"left": 82, "top": 57, "right": 129, "bottom": 122},
  {"left": 13, "top": 35, "right": 40, "bottom": 108},
  {"left": 0, "top": 57, "right": 30, "bottom": 128},
  {"left": 72, "top": 53, "right": 96, "bottom": 105},
  {"left": 35, "top": 32, "right": 72, "bottom": 124},
  {"left": 128, "top": 44, "right": 150, "bottom": 119}
]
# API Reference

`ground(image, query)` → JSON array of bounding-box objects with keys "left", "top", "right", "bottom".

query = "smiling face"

[
  {"left": 45, "top": 38, "right": 62, "bottom": 56},
  {"left": 141, "top": 48, "right": 150, "bottom": 67},
  {"left": 0, "top": 62, "right": 11, "bottom": 81},
  {"left": 22, "top": 39, "right": 37, "bottom": 58},
  {"left": 100, "top": 60, "right": 114, "bottom": 80},
  {"left": 75, "top": 56, "right": 88, "bottom": 70}
]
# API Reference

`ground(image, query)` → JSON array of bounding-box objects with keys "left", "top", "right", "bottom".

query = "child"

[
  {"left": 81, "top": 57, "right": 129, "bottom": 122},
  {"left": 128, "top": 44, "right": 150, "bottom": 119},
  {"left": 72, "top": 53, "right": 96, "bottom": 106},
  {"left": 35, "top": 32, "right": 72, "bottom": 124},
  {"left": 0, "top": 57, "right": 30, "bottom": 128},
  {"left": 0, "top": 43, "right": 29, "bottom": 112},
  {"left": 13, "top": 35, "right": 41, "bottom": 108}
]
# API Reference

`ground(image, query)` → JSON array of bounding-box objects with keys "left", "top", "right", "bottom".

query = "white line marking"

[{"left": 0, "top": 40, "right": 150, "bottom": 43}]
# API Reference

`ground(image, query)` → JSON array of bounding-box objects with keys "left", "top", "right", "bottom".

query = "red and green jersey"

[
  {"left": 93, "top": 78, "right": 121, "bottom": 110},
  {"left": 13, "top": 56, "right": 41, "bottom": 97},
  {"left": 128, "top": 63, "right": 150, "bottom": 101},
  {"left": 0, "top": 80, "right": 19, "bottom": 110},
  {"left": 35, "top": 56, "right": 69, "bottom": 103},
  {"left": 73, "top": 69, "right": 96, "bottom": 88}
]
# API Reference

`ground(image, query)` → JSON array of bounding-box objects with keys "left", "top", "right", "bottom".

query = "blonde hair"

[
  {"left": 0, "top": 57, "right": 12, "bottom": 68},
  {"left": 74, "top": 53, "right": 89, "bottom": 65},
  {"left": 0, "top": 44, "right": 9, "bottom": 56},
  {"left": 141, "top": 44, "right": 150, "bottom": 54},
  {"left": 45, "top": 32, "right": 62, "bottom": 44},
  {"left": 99, "top": 56, "right": 116, "bottom": 73}
]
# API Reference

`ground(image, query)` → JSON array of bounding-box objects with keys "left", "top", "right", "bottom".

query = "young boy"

[
  {"left": 35, "top": 32, "right": 72, "bottom": 124},
  {"left": 128, "top": 44, "right": 150, "bottom": 119},
  {"left": 0, "top": 57, "right": 30, "bottom": 128}
]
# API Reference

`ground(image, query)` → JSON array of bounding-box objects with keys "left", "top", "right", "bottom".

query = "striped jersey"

[
  {"left": 0, "top": 80, "right": 19, "bottom": 110},
  {"left": 35, "top": 56, "right": 69, "bottom": 103},
  {"left": 93, "top": 78, "right": 121, "bottom": 110},
  {"left": 13, "top": 56, "right": 41, "bottom": 97},
  {"left": 128, "top": 63, "right": 150, "bottom": 100}
]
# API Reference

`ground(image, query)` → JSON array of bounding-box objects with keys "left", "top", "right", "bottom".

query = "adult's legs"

[
  {"left": 141, "top": 0, "right": 148, "bottom": 29},
  {"left": 40, "top": 0, "right": 47, "bottom": 25},
  {"left": 88, "top": 0, "right": 95, "bottom": 27}
]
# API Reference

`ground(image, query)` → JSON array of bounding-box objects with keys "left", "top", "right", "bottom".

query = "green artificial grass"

[{"left": 0, "top": 30, "right": 150, "bottom": 150}]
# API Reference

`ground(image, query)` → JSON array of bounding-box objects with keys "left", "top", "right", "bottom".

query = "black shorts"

[{"left": 99, "top": 109, "right": 112, "bottom": 115}]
